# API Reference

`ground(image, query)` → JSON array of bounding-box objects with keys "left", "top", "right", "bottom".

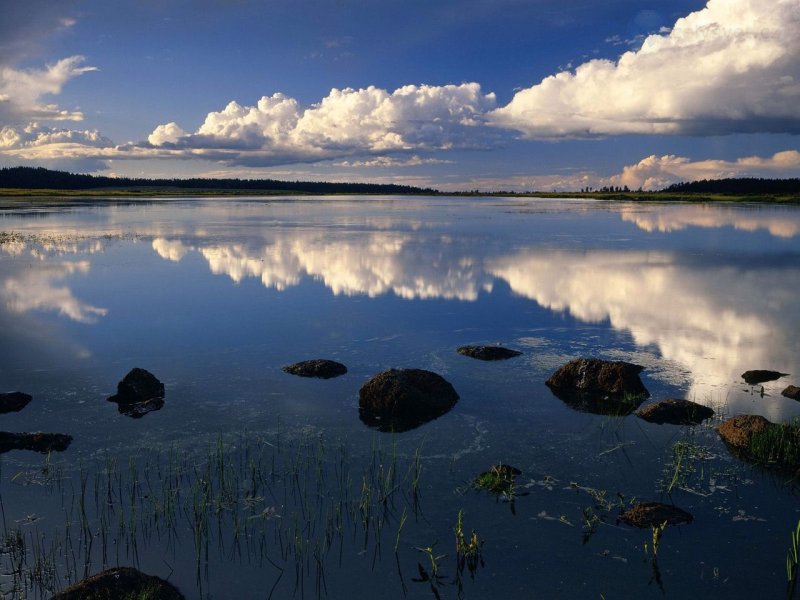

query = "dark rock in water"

[
  {"left": 716, "top": 414, "right": 772, "bottom": 450},
  {"left": 741, "top": 369, "right": 789, "bottom": 385},
  {"left": 547, "top": 358, "right": 649, "bottom": 396},
  {"left": 457, "top": 345, "right": 522, "bottom": 361},
  {"left": 0, "top": 432, "right": 72, "bottom": 454},
  {"left": 359, "top": 368, "right": 459, "bottom": 432},
  {"left": 112, "top": 368, "right": 165, "bottom": 402},
  {"left": 545, "top": 358, "right": 649, "bottom": 415},
  {"left": 0, "top": 392, "right": 32, "bottom": 413},
  {"left": 282, "top": 359, "right": 347, "bottom": 379},
  {"left": 782, "top": 385, "right": 800, "bottom": 401},
  {"left": 51, "top": 566, "right": 185, "bottom": 600},
  {"left": 619, "top": 502, "right": 693, "bottom": 528},
  {"left": 108, "top": 368, "right": 165, "bottom": 418},
  {"left": 635, "top": 399, "right": 714, "bottom": 425}
]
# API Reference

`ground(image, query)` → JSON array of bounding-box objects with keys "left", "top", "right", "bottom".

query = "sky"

[{"left": 1, "top": 0, "right": 799, "bottom": 191}]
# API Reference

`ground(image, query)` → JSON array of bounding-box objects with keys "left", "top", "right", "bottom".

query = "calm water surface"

[{"left": 1, "top": 196, "right": 800, "bottom": 599}]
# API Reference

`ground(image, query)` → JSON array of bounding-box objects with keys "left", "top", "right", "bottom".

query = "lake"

[{"left": 1, "top": 195, "right": 800, "bottom": 599}]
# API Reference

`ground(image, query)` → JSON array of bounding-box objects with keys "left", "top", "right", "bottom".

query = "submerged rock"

[
  {"left": 457, "top": 345, "right": 522, "bottom": 361},
  {"left": 783, "top": 386, "right": 800, "bottom": 401},
  {"left": 0, "top": 392, "right": 32, "bottom": 414},
  {"left": 545, "top": 358, "right": 649, "bottom": 415},
  {"left": 108, "top": 368, "right": 165, "bottom": 418},
  {"left": 0, "top": 432, "right": 72, "bottom": 454},
  {"left": 282, "top": 359, "right": 347, "bottom": 379},
  {"left": 716, "top": 415, "right": 773, "bottom": 450},
  {"left": 359, "top": 368, "right": 458, "bottom": 432},
  {"left": 741, "top": 370, "right": 789, "bottom": 385},
  {"left": 51, "top": 567, "right": 185, "bottom": 600},
  {"left": 115, "top": 397, "right": 165, "bottom": 419},
  {"left": 635, "top": 399, "right": 714, "bottom": 426},
  {"left": 619, "top": 502, "right": 693, "bottom": 528}
]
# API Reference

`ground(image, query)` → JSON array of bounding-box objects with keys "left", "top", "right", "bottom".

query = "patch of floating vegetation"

[
  {"left": 0, "top": 231, "right": 25, "bottom": 244},
  {"left": 0, "top": 431, "right": 437, "bottom": 599}
]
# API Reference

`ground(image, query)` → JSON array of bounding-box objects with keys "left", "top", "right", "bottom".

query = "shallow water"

[{"left": 1, "top": 196, "right": 800, "bottom": 599}]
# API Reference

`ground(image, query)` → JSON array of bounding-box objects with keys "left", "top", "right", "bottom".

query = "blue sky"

[{"left": 1, "top": 0, "right": 799, "bottom": 190}]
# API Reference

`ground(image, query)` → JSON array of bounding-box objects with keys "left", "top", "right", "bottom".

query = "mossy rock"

[
  {"left": 717, "top": 415, "right": 800, "bottom": 471},
  {"left": 51, "top": 567, "right": 184, "bottom": 599},
  {"left": 635, "top": 399, "right": 714, "bottom": 425},
  {"left": 282, "top": 359, "right": 347, "bottom": 379},
  {"left": 619, "top": 502, "right": 693, "bottom": 528},
  {"left": 716, "top": 415, "right": 772, "bottom": 450}
]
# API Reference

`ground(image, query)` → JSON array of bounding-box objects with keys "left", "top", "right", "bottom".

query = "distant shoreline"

[
  {"left": 1, "top": 166, "right": 799, "bottom": 202},
  {"left": 1, "top": 187, "right": 799, "bottom": 203}
]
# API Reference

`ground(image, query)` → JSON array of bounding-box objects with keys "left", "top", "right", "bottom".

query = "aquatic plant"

[
  {"left": 787, "top": 519, "right": 800, "bottom": 597},
  {"left": 415, "top": 542, "right": 446, "bottom": 579},
  {"left": 650, "top": 521, "right": 667, "bottom": 558},
  {"left": 453, "top": 510, "right": 482, "bottom": 573},
  {"left": 0, "top": 431, "right": 430, "bottom": 599},
  {"left": 473, "top": 464, "right": 519, "bottom": 496},
  {"left": 747, "top": 420, "right": 800, "bottom": 471}
]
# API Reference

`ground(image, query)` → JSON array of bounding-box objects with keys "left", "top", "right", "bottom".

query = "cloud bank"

[
  {"left": 610, "top": 150, "right": 800, "bottom": 190},
  {"left": 145, "top": 84, "right": 497, "bottom": 166},
  {"left": 490, "top": 0, "right": 800, "bottom": 137}
]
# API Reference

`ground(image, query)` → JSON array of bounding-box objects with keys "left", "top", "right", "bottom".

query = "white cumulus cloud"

[
  {"left": 490, "top": 0, "right": 800, "bottom": 137},
  {"left": 610, "top": 149, "right": 800, "bottom": 190},
  {"left": 147, "top": 84, "right": 497, "bottom": 166}
]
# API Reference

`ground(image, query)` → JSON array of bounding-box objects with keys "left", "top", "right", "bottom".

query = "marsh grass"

[
  {"left": 657, "top": 434, "right": 740, "bottom": 499},
  {"left": 453, "top": 510, "right": 482, "bottom": 577},
  {"left": 747, "top": 421, "right": 800, "bottom": 472},
  {"left": 568, "top": 483, "right": 626, "bottom": 544},
  {"left": 787, "top": 519, "right": 800, "bottom": 598},
  {"left": 0, "top": 431, "right": 430, "bottom": 600}
]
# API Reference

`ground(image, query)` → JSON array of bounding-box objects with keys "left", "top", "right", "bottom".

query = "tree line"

[
  {"left": 663, "top": 177, "right": 800, "bottom": 195},
  {"left": 0, "top": 166, "right": 437, "bottom": 195},
  {"left": 1, "top": 166, "right": 798, "bottom": 195}
]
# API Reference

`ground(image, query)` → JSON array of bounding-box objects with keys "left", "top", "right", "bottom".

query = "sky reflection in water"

[
  {"left": 3, "top": 196, "right": 800, "bottom": 598},
  {"left": 2, "top": 197, "right": 800, "bottom": 421}
]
